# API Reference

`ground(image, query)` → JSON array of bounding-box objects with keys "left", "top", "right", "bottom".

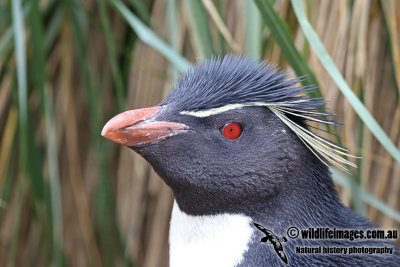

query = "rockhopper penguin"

[{"left": 102, "top": 55, "right": 400, "bottom": 266}]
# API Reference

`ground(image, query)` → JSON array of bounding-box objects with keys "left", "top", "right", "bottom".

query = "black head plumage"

[{"left": 162, "top": 54, "right": 324, "bottom": 113}]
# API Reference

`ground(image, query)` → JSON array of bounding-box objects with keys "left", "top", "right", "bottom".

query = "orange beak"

[{"left": 101, "top": 106, "right": 189, "bottom": 146}]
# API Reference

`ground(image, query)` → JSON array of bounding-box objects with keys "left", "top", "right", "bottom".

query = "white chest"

[{"left": 169, "top": 201, "right": 254, "bottom": 267}]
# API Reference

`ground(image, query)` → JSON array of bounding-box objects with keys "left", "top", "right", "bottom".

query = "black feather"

[{"left": 162, "top": 54, "right": 332, "bottom": 121}]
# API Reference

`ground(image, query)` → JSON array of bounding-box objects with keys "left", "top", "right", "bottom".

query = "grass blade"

[
  {"left": 331, "top": 168, "right": 400, "bottom": 222},
  {"left": 291, "top": 0, "right": 400, "bottom": 165},
  {"left": 183, "top": 0, "right": 215, "bottom": 57},
  {"left": 128, "top": 0, "right": 151, "bottom": 25},
  {"left": 29, "top": 0, "right": 64, "bottom": 265},
  {"left": 10, "top": 5, "right": 30, "bottom": 265},
  {"left": 245, "top": 0, "right": 262, "bottom": 57},
  {"left": 12, "top": 0, "right": 27, "bottom": 151},
  {"left": 1, "top": 3, "right": 31, "bottom": 61},
  {"left": 167, "top": 0, "right": 180, "bottom": 81},
  {"left": 201, "top": 0, "right": 240, "bottom": 52},
  {"left": 11, "top": 12, "right": 30, "bottom": 262},
  {"left": 99, "top": 0, "right": 125, "bottom": 110},
  {"left": 253, "top": 0, "right": 320, "bottom": 98},
  {"left": 112, "top": 0, "right": 191, "bottom": 72},
  {"left": 12, "top": 0, "right": 46, "bottom": 207},
  {"left": 43, "top": 86, "right": 64, "bottom": 266}
]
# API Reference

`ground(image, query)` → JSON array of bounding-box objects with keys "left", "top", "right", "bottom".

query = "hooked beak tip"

[{"left": 101, "top": 124, "right": 110, "bottom": 137}]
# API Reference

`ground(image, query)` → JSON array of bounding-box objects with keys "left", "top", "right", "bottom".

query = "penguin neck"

[
  {"left": 246, "top": 163, "right": 345, "bottom": 229},
  {"left": 172, "top": 160, "right": 344, "bottom": 229}
]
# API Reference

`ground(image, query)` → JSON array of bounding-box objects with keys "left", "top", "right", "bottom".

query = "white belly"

[{"left": 169, "top": 201, "right": 254, "bottom": 267}]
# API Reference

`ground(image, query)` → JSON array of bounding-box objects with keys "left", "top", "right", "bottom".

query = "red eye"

[{"left": 222, "top": 123, "right": 242, "bottom": 140}]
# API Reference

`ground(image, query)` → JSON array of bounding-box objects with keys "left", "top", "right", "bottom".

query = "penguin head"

[{"left": 102, "top": 55, "right": 349, "bottom": 215}]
